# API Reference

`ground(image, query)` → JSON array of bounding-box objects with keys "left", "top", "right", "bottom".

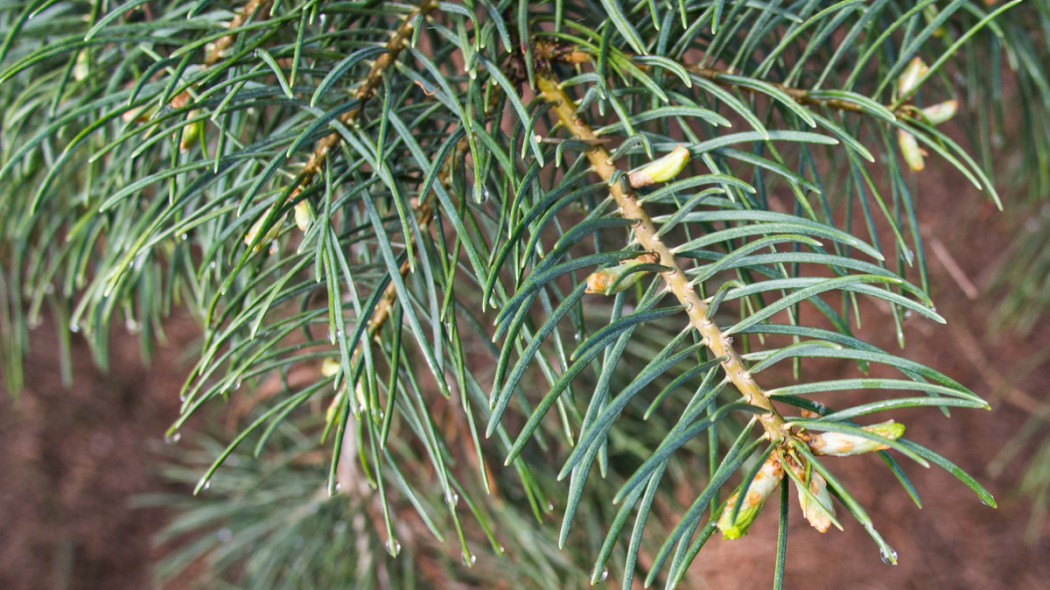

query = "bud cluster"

[
  {"left": 895, "top": 57, "right": 959, "bottom": 172},
  {"left": 718, "top": 421, "right": 906, "bottom": 540}
]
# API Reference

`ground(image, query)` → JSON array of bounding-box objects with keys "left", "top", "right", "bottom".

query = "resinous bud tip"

[{"left": 790, "top": 467, "right": 835, "bottom": 533}]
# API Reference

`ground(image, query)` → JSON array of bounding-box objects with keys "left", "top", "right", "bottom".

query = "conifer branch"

[
  {"left": 3, "top": 2, "right": 1026, "bottom": 583},
  {"left": 298, "top": 0, "right": 438, "bottom": 190},
  {"left": 204, "top": 0, "right": 272, "bottom": 66},
  {"left": 684, "top": 66, "right": 885, "bottom": 116},
  {"left": 167, "top": 0, "right": 272, "bottom": 116},
  {"left": 357, "top": 138, "right": 463, "bottom": 357},
  {"left": 534, "top": 39, "right": 899, "bottom": 117},
  {"left": 535, "top": 71, "right": 794, "bottom": 446}
]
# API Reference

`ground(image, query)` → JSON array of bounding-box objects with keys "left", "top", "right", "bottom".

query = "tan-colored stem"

[
  {"left": 298, "top": 0, "right": 437, "bottom": 190},
  {"left": 358, "top": 137, "right": 465, "bottom": 350},
  {"left": 205, "top": 0, "right": 271, "bottom": 66},
  {"left": 536, "top": 73, "right": 792, "bottom": 445},
  {"left": 686, "top": 66, "right": 872, "bottom": 115},
  {"left": 167, "top": 0, "right": 272, "bottom": 111},
  {"left": 534, "top": 39, "right": 900, "bottom": 117},
  {"left": 185, "top": 1, "right": 434, "bottom": 186}
]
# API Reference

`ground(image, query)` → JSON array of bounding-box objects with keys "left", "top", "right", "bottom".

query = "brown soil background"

[{"left": 2, "top": 168, "right": 1050, "bottom": 589}]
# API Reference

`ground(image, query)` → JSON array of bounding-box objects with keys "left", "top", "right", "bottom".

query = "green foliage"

[{"left": 2, "top": 0, "right": 1048, "bottom": 588}]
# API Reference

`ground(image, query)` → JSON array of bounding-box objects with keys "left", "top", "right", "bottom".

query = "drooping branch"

[
  {"left": 168, "top": 0, "right": 273, "bottom": 116},
  {"left": 535, "top": 71, "right": 793, "bottom": 446},
  {"left": 354, "top": 138, "right": 464, "bottom": 365},
  {"left": 298, "top": 0, "right": 438, "bottom": 190},
  {"left": 204, "top": 0, "right": 272, "bottom": 66},
  {"left": 337, "top": 54, "right": 504, "bottom": 411},
  {"left": 533, "top": 38, "right": 901, "bottom": 118}
]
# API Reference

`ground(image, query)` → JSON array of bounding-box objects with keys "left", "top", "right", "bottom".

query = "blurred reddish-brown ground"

[{"left": 0, "top": 317, "right": 194, "bottom": 590}]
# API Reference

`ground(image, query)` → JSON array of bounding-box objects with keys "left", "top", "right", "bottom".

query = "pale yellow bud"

[
  {"left": 179, "top": 110, "right": 203, "bottom": 152},
  {"left": 807, "top": 420, "right": 905, "bottom": 457},
  {"left": 122, "top": 104, "right": 157, "bottom": 124},
  {"left": 628, "top": 145, "right": 690, "bottom": 188},
  {"left": 897, "top": 57, "right": 929, "bottom": 97},
  {"left": 325, "top": 388, "right": 346, "bottom": 425},
  {"left": 321, "top": 357, "right": 340, "bottom": 377},
  {"left": 245, "top": 208, "right": 285, "bottom": 249},
  {"left": 717, "top": 455, "right": 784, "bottom": 540},
  {"left": 897, "top": 130, "right": 926, "bottom": 171},
  {"left": 73, "top": 50, "right": 90, "bottom": 81},
  {"left": 294, "top": 200, "right": 314, "bottom": 232},
  {"left": 920, "top": 100, "right": 958, "bottom": 125}
]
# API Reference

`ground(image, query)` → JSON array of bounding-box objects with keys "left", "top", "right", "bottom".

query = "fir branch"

[
  {"left": 335, "top": 134, "right": 465, "bottom": 414},
  {"left": 685, "top": 66, "right": 887, "bottom": 117},
  {"left": 204, "top": 0, "right": 272, "bottom": 66},
  {"left": 4, "top": 1, "right": 1036, "bottom": 584},
  {"left": 168, "top": 0, "right": 272, "bottom": 126},
  {"left": 535, "top": 38, "right": 897, "bottom": 118},
  {"left": 535, "top": 70, "right": 793, "bottom": 447},
  {"left": 299, "top": 0, "right": 438, "bottom": 190}
]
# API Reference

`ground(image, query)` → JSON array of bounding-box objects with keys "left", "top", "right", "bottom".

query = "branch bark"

[
  {"left": 298, "top": 0, "right": 438, "bottom": 190},
  {"left": 204, "top": 0, "right": 272, "bottom": 66},
  {"left": 535, "top": 71, "right": 793, "bottom": 446},
  {"left": 534, "top": 39, "right": 903, "bottom": 117}
]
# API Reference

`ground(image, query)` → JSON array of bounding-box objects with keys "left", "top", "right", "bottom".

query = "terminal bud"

[{"left": 717, "top": 455, "right": 784, "bottom": 540}]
